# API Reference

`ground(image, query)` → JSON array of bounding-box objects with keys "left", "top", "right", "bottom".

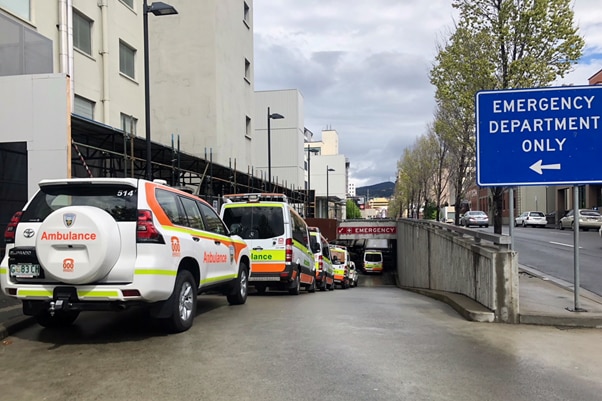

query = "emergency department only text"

[{"left": 488, "top": 95, "right": 600, "bottom": 134}]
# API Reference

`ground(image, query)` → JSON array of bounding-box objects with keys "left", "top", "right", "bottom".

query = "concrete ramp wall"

[{"left": 396, "top": 219, "right": 519, "bottom": 323}]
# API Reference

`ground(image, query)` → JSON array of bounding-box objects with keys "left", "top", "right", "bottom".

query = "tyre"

[
  {"left": 319, "top": 278, "right": 327, "bottom": 292},
  {"left": 35, "top": 310, "right": 80, "bottom": 328},
  {"left": 227, "top": 262, "right": 248, "bottom": 305},
  {"left": 307, "top": 276, "right": 316, "bottom": 293},
  {"left": 164, "top": 270, "right": 196, "bottom": 333},
  {"left": 289, "top": 270, "right": 301, "bottom": 295},
  {"left": 522, "top": 221, "right": 527, "bottom": 227},
  {"left": 514, "top": 221, "right": 518, "bottom": 227}
]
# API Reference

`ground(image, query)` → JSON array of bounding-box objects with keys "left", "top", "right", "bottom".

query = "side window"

[
  {"left": 322, "top": 240, "right": 330, "bottom": 259},
  {"left": 155, "top": 189, "right": 187, "bottom": 226},
  {"left": 180, "top": 196, "right": 205, "bottom": 230},
  {"left": 291, "top": 211, "right": 308, "bottom": 246},
  {"left": 198, "top": 201, "right": 227, "bottom": 235}
]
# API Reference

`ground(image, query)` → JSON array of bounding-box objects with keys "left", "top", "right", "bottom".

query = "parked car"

[
  {"left": 1, "top": 177, "right": 251, "bottom": 332},
  {"left": 329, "top": 245, "right": 351, "bottom": 289},
  {"left": 459, "top": 211, "right": 489, "bottom": 228},
  {"left": 514, "top": 211, "right": 547, "bottom": 227},
  {"left": 559, "top": 209, "right": 602, "bottom": 231},
  {"left": 220, "top": 193, "right": 315, "bottom": 295},
  {"left": 308, "top": 227, "right": 335, "bottom": 291}
]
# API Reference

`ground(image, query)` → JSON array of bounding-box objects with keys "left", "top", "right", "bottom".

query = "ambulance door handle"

[
  {"left": 253, "top": 246, "right": 263, "bottom": 251},
  {"left": 214, "top": 240, "right": 221, "bottom": 245},
  {"left": 192, "top": 237, "right": 200, "bottom": 242}
]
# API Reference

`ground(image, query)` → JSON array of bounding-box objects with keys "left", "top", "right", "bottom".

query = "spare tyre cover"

[{"left": 36, "top": 206, "right": 122, "bottom": 284}]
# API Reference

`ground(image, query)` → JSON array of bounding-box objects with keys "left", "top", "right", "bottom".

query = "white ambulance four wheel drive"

[{"left": 1, "top": 178, "right": 251, "bottom": 333}]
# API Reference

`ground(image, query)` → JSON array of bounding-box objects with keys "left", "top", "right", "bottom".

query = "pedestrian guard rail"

[{"left": 396, "top": 219, "right": 518, "bottom": 323}]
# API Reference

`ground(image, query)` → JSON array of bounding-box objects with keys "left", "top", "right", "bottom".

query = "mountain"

[{"left": 356, "top": 181, "right": 395, "bottom": 198}]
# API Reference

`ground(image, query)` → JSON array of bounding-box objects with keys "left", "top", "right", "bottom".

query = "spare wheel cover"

[{"left": 36, "top": 206, "right": 121, "bottom": 284}]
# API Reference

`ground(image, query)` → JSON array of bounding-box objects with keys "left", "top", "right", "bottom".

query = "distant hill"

[{"left": 356, "top": 181, "right": 395, "bottom": 198}]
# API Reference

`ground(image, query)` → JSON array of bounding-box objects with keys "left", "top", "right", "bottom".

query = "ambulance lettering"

[
  {"left": 40, "top": 231, "right": 97, "bottom": 241},
  {"left": 203, "top": 252, "right": 228, "bottom": 263}
]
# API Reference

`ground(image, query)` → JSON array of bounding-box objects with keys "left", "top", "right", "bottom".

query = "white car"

[
  {"left": 514, "top": 211, "right": 547, "bottom": 227},
  {"left": 1, "top": 178, "right": 251, "bottom": 332},
  {"left": 460, "top": 211, "right": 489, "bottom": 228},
  {"left": 559, "top": 209, "right": 602, "bottom": 231}
]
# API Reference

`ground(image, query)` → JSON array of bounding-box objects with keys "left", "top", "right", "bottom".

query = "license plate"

[{"left": 10, "top": 263, "right": 41, "bottom": 278}]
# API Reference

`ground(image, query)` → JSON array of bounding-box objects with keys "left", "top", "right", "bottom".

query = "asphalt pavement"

[{"left": 1, "top": 264, "right": 602, "bottom": 340}]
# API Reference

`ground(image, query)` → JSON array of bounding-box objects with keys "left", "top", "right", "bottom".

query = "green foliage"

[
  {"left": 346, "top": 199, "right": 362, "bottom": 219},
  {"left": 423, "top": 202, "right": 438, "bottom": 220}
]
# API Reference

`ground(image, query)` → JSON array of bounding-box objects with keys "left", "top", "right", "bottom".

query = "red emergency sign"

[{"left": 336, "top": 226, "right": 397, "bottom": 235}]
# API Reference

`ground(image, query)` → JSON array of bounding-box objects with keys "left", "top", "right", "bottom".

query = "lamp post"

[
  {"left": 326, "top": 166, "right": 335, "bottom": 218},
  {"left": 306, "top": 145, "right": 319, "bottom": 217},
  {"left": 267, "top": 107, "right": 284, "bottom": 187},
  {"left": 144, "top": 0, "right": 178, "bottom": 180}
]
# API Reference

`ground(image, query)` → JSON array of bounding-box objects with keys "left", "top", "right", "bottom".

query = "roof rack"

[{"left": 222, "top": 193, "right": 289, "bottom": 204}]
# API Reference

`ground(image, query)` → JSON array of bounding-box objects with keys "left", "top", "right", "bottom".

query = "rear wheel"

[
  {"left": 164, "top": 270, "right": 196, "bottom": 333},
  {"left": 307, "top": 276, "right": 316, "bottom": 293},
  {"left": 227, "top": 262, "right": 248, "bottom": 305},
  {"left": 289, "top": 269, "right": 301, "bottom": 295},
  {"left": 35, "top": 310, "right": 80, "bottom": 328}
]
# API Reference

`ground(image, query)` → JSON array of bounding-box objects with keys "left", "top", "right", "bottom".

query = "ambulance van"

[{"left": 220, "top": 193, "right": 315, "bottom": 295}]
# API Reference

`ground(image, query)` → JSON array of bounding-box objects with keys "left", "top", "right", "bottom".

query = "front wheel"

[
  {"left": 164, "top": 270, "right": 197, "bottom": 333},
  {"left": 227, "top": 262, "right": 249, "bottom": 305}
]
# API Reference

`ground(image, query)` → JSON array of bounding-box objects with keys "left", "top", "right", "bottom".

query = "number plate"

[{"left": 9, "top": 263, "right": 41, "bottom": 278}]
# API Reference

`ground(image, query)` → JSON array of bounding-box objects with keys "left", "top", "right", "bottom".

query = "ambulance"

[
  {"left": 220, "top": 193, "right": 315, "bottom": 295},
  {"left": 363, "top": 250, "right": 384, "bottom": 273}
]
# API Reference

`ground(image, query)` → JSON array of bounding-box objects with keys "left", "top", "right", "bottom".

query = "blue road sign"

[{"left": 476, "top": 85, "right": 602, "bottom": 186}]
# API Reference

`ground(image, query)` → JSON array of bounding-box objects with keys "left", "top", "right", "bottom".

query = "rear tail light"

[
  {"left": 285, "top": 238, "right": 293, "bottom": 263},
  {"left": 4, "top": 211, "right": 23, "bottom": 244},
  {"left": 137, "top": 210, "right": 164, "bottom": 243},
  {"left": 318, "top": 255, "right": 323, "bottom": 271}
]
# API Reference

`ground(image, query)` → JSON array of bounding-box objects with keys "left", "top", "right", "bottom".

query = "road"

[
  {"left": 502, "top": 225, "right": 602, "bottom": 296},
  {"left": 1, "top": 276, "right": 602, "bottom": 401}
]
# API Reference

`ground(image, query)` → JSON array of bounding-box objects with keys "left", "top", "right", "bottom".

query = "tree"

[
  {"left": 446, "top": 0, "right": 584, "bottom": 233},
  {"left": 346, "top": 199, "right": 362, "bottom": 219}
]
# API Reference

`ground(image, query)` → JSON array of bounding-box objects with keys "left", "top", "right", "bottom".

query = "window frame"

[
  {"left": 73, "top": 9, "right": 92, "bottom": 56},
  {"left": 119, "top": 40, "right": 136, "bottom": 79}
]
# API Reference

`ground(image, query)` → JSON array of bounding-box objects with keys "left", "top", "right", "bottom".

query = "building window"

[
  {"left": 74, "top": 95, "right": 94, "bottom": 119},
  {"left": 0, "top": 0, "right": 30, "bottom": 20},
  {"left": 121, "top": 113, "right": 137, "bottom": 135},
  {"left": 119, "top": 41, "right": 136, "bottom": 79},
  {"left": 120, "top": 0, "right": 134, "bottom": 9},
  {"left": 243, "top": 2, "right": 250, "bottom": 27},
  {"left": 245, "top": 116, "right": 251, "bottom": 139},
  {"left": 244, "top": 58, "right": 251, "bottom": 82},
  {"left": 73, "top": 10, "right": 92, "bottom": 55}
]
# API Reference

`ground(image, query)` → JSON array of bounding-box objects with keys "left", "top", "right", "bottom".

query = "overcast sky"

[{"left": 253, "top": 0, "right": 602, "bottom": 188}]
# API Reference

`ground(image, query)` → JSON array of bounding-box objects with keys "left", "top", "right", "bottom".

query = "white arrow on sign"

[{"left": 529, "top": 160, "right": 561, "bottom": 175}]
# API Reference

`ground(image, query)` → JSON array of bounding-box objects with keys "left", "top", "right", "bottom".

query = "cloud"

[{"left": 254, "top": 0, "right": 600, "bottom": 187}]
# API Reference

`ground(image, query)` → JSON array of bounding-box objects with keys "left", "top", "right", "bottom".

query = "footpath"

[{"left": 2, "top": 264, "right": 602, "bottom": 339}]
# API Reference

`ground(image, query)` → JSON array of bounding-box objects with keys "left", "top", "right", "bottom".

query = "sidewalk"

[{"left": 2, "top": 265, "right": 602, "bottom": 339}]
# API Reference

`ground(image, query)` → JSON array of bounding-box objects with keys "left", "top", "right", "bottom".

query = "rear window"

[
  {"left": 529, "top": 212, "right": 545, "bottom": 217},
  {"left": 330, "top": 249, "right": 347, "bottom": 264},
  {"left": 580, "top": 210, "right": 601, "bottom": 217},
  {"left": 365, "top": 253, "right": 382, "bottom": 262},
  {"left": 21, "top": 184, "right": 138, "bottom": 222},
  {"left": 309, "top": 233, "right": 320, "bottom": 251},
  {"left": 222, "top": 206, "right": 284, "bottom": 239}
]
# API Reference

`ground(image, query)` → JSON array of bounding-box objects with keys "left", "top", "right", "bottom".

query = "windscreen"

[
  {"left": 21, "top": 183, "right": 138, "bottom": 222},
  {"left": 222, "top": 206, "right": 285, "bottom": 239},
  {"left": 365, "top": 253, "right": 382, "bottom": 262}
]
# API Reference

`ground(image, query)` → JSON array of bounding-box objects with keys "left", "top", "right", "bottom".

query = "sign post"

[{"left": 476, "top": 86, "right": 602, "bottom": 312}]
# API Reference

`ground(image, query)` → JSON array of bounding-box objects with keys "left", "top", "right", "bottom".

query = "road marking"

[{"left": 549, "top": 241, "right": 582, "bottom": 249}]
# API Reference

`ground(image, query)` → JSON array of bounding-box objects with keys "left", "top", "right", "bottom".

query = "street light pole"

[
  {"left": 143, "top": 0, "right": 178, "bottom": 180},
  {"left": 326, "top": 166, "right": 335, "bottom": 218},
  {"left": 306, "top": 145, "right": 318, "bottom": 217},
  {"left": 267, "top": 107, "right": 284, "bottom": 187}
]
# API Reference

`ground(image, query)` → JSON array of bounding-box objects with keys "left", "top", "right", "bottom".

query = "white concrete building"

[
  {"left": 0, "top": 0, "right": 255, "bottom": 171},
  {"left": 254, "top": 89, "right": 306, "bottom": 191}
]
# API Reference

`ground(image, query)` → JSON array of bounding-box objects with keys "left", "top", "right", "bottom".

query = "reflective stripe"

[
  {"left": 200, "top": 273, "right": 237, "bottom": 284},
  {"left": 135, "top": 269, "right": 177, "bottom": 276},
  {"left": 0, "top": 268, "right": 6, "bottom": 274},
  {"left": 17, "top": 289, "right": 120, "bottom": 297}
]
